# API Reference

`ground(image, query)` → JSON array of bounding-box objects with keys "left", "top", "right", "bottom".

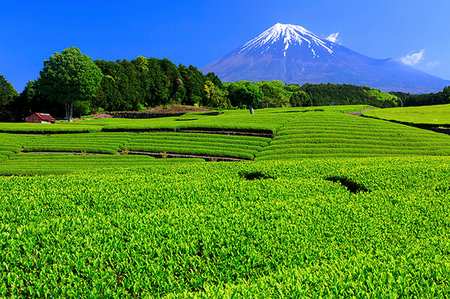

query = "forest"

[{"left": 0, "top": 47, "right": 448, "bottom": 121}]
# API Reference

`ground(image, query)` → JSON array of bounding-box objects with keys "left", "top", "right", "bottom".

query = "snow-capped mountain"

[
  {"left": 201, "top": 23, "right": 449, "bottom": 93},
  {"left": 238, "top": 23, "right": 334, "bottom": 58}
]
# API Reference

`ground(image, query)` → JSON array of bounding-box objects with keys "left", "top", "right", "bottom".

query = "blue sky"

[{"left": 1, "top": 0, "right": 449, "bottom": 92}]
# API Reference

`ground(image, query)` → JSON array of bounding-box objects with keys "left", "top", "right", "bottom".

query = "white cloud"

[
  {"left": 326, "top": 32, "right": 340, "bottom": 44},
  {"left": 401, "top": 49, "right": 425, "bottom": 65},
  {"left": 427, "top": 60, "right": 440, "bottom": 67}
]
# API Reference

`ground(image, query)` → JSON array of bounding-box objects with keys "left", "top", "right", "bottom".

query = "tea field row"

[
  {"left": 362, "top": 103, "right": 450, "bottom": 126},
  {"left": 0, "top": 105, "right": 369, "bottom": 134},
  {"left": 256, "top": 112, "right": 450, "bottom": 160}
]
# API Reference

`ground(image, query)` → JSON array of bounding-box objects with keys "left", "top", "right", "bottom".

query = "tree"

[
  {"left": 204, "top": 80, "right": 229, "bottom": 109},
  {"left": 234, "top": 85, "right": 263, "bottom": 114},
  {"left": 0, "top": 75, "right": 18, "bottom": 121},
  {"left": 179, "top": 64, "right": 207, "bottom": 105},
  {"left": 38, "top": 47, "right": 103, "bottom": 121},
  {"left": 290, "top": 90, "right": 311, "bottom": 107}
]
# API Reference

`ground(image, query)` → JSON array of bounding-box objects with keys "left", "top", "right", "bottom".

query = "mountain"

[{"left": 201, "top": 23, "right": 449, "bottom": 93}]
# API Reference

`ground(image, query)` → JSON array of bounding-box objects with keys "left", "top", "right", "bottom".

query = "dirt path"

[
  {"left": 18, "top": 150, "right": 249, "bottom": 161},
  {"left": 347, "top": 107, "right": 374, "bottom": 116},
  {"left": 128, "top": 151, "right": 249, "bottom": 161},
  {"left": 177, "top": 129, "right": 274, "bottom": 138}
]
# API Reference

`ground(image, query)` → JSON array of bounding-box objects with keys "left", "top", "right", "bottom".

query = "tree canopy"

[
  {"left": 0, "top": 75, "right": 18, "bottom": 121},
  {"left": 38, "top": 47, "right": 103, "bottom": 121},
  {"left": 1, "top": 49, "right": 447, "bottom": 122},
  {"left": 231, "top": 84, "right": 264, "bottom": 114}
]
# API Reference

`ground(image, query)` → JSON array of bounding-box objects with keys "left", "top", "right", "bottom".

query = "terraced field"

[
  {"left": 1, "top": 107, "right": 449, "bottom": 172},
  {"left": 1, "top": 105, "right": 449, "bottom": 296},
  {"left": 257, "top": 112, "right": 450, "bottom": 160},
  {"left": 0, "top": 122, "right": 102, "bottom": 133},
  {"left": 0, "top": 133, "right": 39, "bottom": 161},
  {"left": 0, "top": 154, "right": 204, "bottom": 176},
  {"left": 22, "top": 132, "right": 133, "bottom": 154},
  {"left": 0, "top": 105, "right": 369, "bottom": 134},
  {"left": 362, "top": 103, "right": 450, "bottom": 126},
  {"left": 0, "top": 156, "right": 448, "bottom": 297},
  {"left": 125, "top": 132, "right": 271, "bottom": 160}
]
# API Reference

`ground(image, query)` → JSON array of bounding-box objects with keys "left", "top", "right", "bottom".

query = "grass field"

[
  {"left": 0, "top": 105, "right": 449, "bottom": 296},
  {"left": 0, "top": 157, "right": 448, "bottom": 297},
  {"left": 362, "top": 104, "right": 450, "bottom": 126}
]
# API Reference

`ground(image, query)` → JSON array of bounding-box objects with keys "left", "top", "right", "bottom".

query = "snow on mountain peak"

[{"left": 239, "top": 23, "right": 334, "bottom": 57}]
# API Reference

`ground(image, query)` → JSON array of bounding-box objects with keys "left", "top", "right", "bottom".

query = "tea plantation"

[
  {"left": 0, "top": 157, "right": 449, "bottom": 297},
  {"left": 0, "top": 106, "right": 449, "bottom": 296},
  {"left": 362, "top": 103, "right": 450, "bottom": 126}
]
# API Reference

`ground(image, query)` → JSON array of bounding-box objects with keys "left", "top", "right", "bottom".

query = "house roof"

[{"left": 34, "top": 113, "right": 56, "bottom": 122}]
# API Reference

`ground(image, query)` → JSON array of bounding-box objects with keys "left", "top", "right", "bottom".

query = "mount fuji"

[{"left": 201, "top": 23, "right": 449, "bottom": 93}]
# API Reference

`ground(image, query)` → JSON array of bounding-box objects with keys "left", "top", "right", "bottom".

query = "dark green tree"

[
  {"left": 205, "top": 72, "right": 223, "bottom": 88},
  {"left": 38, "top": 47, "right": 103, "bottom": 121},
  {"left": 290, "top": 90, "right": 311, "bottom": 107},
  {"left": 10, "top": 80, "right": 38, "bottom": 121},
  {"left": 234, "top": 85, "right": 263, "bottom": 114},
  {"left": 179, "top": 64, "right": 207, "bottom": 105},
  {"left": 204, "top": 80, "right": 230, "bottom": 108},
  {"left": 0, "top": 75, "right": 18, "bottom": 121}
]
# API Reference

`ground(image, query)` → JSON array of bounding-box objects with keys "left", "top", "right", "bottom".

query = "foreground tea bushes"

[
  {"left": 257, "top": 112, "right": 450, "bottom": 160},
  {"left": 0, "top": 156, "right": 448, "bottom": 297}
]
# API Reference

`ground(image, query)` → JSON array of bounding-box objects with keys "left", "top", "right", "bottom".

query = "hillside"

[{"left": 1, "top": 106, "right": 449, "bottom": 175}]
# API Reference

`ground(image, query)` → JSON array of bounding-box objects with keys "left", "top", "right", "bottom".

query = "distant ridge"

[{"left": 202, "top": 23, "right": 449, "bottom": 93}]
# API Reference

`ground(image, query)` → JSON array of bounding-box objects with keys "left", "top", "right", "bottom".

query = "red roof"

[{"left": 35, "top": 113, "right": 56, "bottom": 122}]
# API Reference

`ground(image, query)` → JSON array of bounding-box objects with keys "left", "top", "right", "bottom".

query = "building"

[{"left": 25, "top": 113, "right": 56, "bottom": 124}]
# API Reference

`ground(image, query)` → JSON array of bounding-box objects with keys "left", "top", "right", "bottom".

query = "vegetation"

[
  {"left": 0, "top": 153, "right": 204, "bottom": 176},
  {"left": 362, "top": 104, "right": 450, "bottom": 126},
  {"left": 125, "top": 132, "right": 271, "bottom": 159},
  {"left": 300, "top": 83, "right": 400, "bottom": 107},
  {"left": 38, "top": 47, "right": 103, "bottom": 121},
  {"left": 231, "top": 85, "right": 264, "bottom": 114},
  {"left": 0, "top": 122, "right": 102, "bottom": 134},
  {"left": 0, "top": 104, "right": 449, "bottom": 296},
  {"left": 0, "top": 156, "right": 448, "bottom": 296},
  {"left": 0, "top": 47, "right": 416, "bottom": 122},
  {"left": 21, "top": 133, "right": 134, "bottom": 154},
  {"left": 390, "top": 86, "right": 450, "bottom": 107},
  {"left": 257, "top": 111, "right": 450, "bottom": 160},
  {"left": 0, "top": 107, "right": 448, "bottom": 164},
  {"left": 0, "top": 75, "right": 18, "bottom": 121}
]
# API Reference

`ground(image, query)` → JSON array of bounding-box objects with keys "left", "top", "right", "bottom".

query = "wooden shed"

[{"left": 25, "top": 113, "right": 56, "bottom": 124}]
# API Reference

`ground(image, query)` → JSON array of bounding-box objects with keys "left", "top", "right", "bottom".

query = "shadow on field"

[
  {"left": 240, "top": 171, "right": 276, "bottom": 180},
  {"left": 325, "top": 176, "right": 369, "bottom": 193}
]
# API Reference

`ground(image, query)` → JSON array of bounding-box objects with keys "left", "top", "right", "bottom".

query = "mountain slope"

[{"left": 202, "top": 23, "right": 449, "bottom": 93}]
